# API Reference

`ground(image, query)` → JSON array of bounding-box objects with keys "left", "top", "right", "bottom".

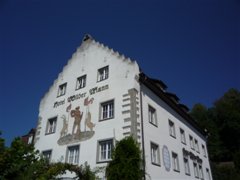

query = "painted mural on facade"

[{"left": 57, "top": 97, "right": 95, "bottom": 145}]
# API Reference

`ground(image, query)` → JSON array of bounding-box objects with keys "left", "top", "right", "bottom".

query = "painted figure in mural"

[
  {"left": 70, "top": 106, "right": 83, "bottom": 135},
  {"left": 85, "top": 111, "right": 95, "bottom": 131},
  {"left": 84, "top": 97, "right": 95, "bottom": 132},
  {"left": 60, "top": 115, "right": 68, "bottom": 137}
]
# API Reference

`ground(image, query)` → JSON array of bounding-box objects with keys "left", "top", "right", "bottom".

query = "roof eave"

[{"left": 139, "top": 72, "right": 207, "bottom": 137}]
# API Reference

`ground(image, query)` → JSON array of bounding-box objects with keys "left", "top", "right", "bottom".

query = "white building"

[{"left": 34, "top": 34, "right": 212, "bottom": 180}]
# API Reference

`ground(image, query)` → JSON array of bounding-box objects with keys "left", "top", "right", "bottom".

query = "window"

[
  {"left": 169, "top": 120, "right": 176, "bottom": 138},
  {"left": 42, "top": 150, "right": 52, "bottom": 162},
  {"left": 183, "top": 152, "right": 190, "bottom": 175},
  {"left": 195, "top": 139, "right": 199, "bottom": 152},
  {"left": 57, "top": 83, "right": 67, "bottom": 97},
  {"left": 97, "top": 66, "right": 109, "bottom": 82},
  {"left": 206, "top": 168, "right": 211, "bottom": 180},
  {"left": 45, "top": 117, "right": 57, "bottom": 134},
  {"left": 66, "top": 145, "right": 80, "bottom": 165},
  {"left": 100, "top": 100, "right": 114, "bottom": 120},
  {"left": 180, "top": 128, "right": 186, "bottom": 144},
  {"left": 199, "top": 164, "right": 204, "bottom": 180},
  {"left": 148, "top": 105, "right": 157, "bottom": 126},
  {"left": 193, "top": 161, "right": 199, "bottom": 178},
  {"left": 97, "top": 139, "right": 113, "bottom": 162},
  {"left": 150, "top": 142, "right": 160, "bottom": 165},
  {"left": 189, "top": 135, "right": 194, "bottom": 150},
  {"left": 76, "top": 75, "right": 86, "bottom": 90},
  {"left": 28, "top": 135, "right": 33, "bottom": 144},
  {"left": 202, "top": 144, "right": 207, "bottom": 157},
  {"left": 172, "top": 152, "right": 180, "bottom": 172}
]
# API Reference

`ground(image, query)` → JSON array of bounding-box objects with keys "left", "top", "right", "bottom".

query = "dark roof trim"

[
  {"left": 179, "top": 103, "right": 189, "bottom": 112},
  {"left": 165, "top": 92, "right": 180, "bottom": 102},
  {"left": 139, "top": 72, "right": 206, "bottom": 137},
  {"left": 149, "top": 78, "right": 168, "bottom": 90}
]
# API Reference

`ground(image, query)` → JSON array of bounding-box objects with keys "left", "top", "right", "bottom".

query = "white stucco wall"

[
  {"left": 34, "top": 36, "right": 212, "bottom": 180},
  {"left": 34, "top": 38, "right": 141, "bottom": 178},
  {"left": 141, "top": 84, "right": 211, "bottom": 180}
]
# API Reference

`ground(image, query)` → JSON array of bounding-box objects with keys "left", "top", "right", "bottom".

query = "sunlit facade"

[{"left": 34, "top": 35, "right": 212, "bottom": 180}]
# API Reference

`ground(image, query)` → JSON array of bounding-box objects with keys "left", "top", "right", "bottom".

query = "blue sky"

[{"left": 0, "top": 0, "right": 239, "bottom": 145}]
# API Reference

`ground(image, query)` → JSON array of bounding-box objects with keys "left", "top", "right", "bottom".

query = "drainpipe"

[{"left": 140, "top": 83, "right": 146, "bottom": 180}]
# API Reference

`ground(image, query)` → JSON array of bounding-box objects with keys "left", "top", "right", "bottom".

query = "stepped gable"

[{"left": 39, "top": 34, "right": 138, "bottom": 111}]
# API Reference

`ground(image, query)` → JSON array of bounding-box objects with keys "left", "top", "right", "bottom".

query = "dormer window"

[
  {"left": 97, "top": 66, "right": 109, "bottom": 82},
  {"left": 57, "top": 83, "right": 67, "bottom": 97}
]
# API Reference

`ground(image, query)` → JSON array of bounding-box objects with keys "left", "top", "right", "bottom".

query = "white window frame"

[
  {"left": 189, "top": 135, "right": 194, "bottom": 150},
  {"left": 100, "top": 100, "right": 114, "bottom": 121},
  {"left": 169, "top": 120, "right": 176, "bottom": 138},
  {"left": 148, "top": 105, "right": 157, "bottom": 126},
  {"left": 199, "top": 164, "right": 204, "bottom": 180},
  {"left": 202, "top": 144, "right": 207, "bottom": 157},
  {"left": 150, "top": 142, "right": 160, "bottom": 166},
  {"left": 97, "top": 139, "right": 113, "bottom": 163},
  {"left": 76, "top": 75, "right": 86, "bottom": 90},
  {"left": 193, "top": 161, "right": 199, "bottom": 178},
  {"left": 42, "top": 150, "right": 52, "bottom": 162},
  {"left": 66, "top": 145, "right": 80, "bottom": 165},
  {"left": 180, "top": 128, "right": 186, "bottom": 144},
  {"left": 45, "top": 117, "right": 57, "bottom": 135},
  {"left": 195, "top": 139, "right": 200, "bottom": 152},
  {"left": 57, "top": 83, "right": 67, "bottom": 97},
  {"left": 206, "top": 168, "right": 211, "bottom": 180},
  {"left": 183, "top": 153, "right": 190, "bottom": 175},
  {"left": 97, "top": 66, "right": 109, "bottom": 82},
  {"left": 172, "top": 152, "right": 180, "bottom": 172}
]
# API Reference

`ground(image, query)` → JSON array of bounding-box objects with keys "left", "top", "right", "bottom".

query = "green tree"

[
  {"left": 0, "top": 131, "right": 5, "bottom": 154},
  {"left": 213, "top": 88, "right": 240, "bottom": 160},
  {"left": 190, "top": 104, "right": 222, "bottom": 161},
  {"left": 0, "top": 134, "right": 97, "bottom": 180},
  {"left": 106, "top": 136, "right": 144, "bottom": 180},
  {"left": 191, "top": 88, "right": 240, "bottom": 180},
  {"left": 0, "top": 137, "right": 42, "bottom": 180}
]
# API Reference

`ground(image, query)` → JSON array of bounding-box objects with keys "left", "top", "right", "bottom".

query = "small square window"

[
  {"left": 149, "top": 105, "right": 157, "bottom": 126},
  {"left": 180, "top": 128, "right": 186, "bottom": 144},
  {"left": 66, "top": 145, "right": 80, "bottom": 165},
  {"left": 189, "top": 135, "right": 194, "bottom": 150},
  {"left": 76, "top": 75, "right": 86, "bottom": 90},
  {"left": 183, "top": 152, "right": 190, "bottom": 175},
  {"left": 172, "top": 152, "right": 180, "bottom": 172},
  {"left": 97, "top": 66, "right": 109, "bottom": 82},
  {"left": 45, "top": 117, "right": 57, "bottom": 134},
  {"left": 100, "top": 100, "right": 114, "bottom": 120},
  {"left": 57, "top": 83, "right": 67, "bottom": 97},
  {"left": 169, "top": 120, "right": 176, "bottom": 138},
  {"left": 42, "top": 150, "right": 52, "bottom": 162},
  {"left": 97, "top": 139, "right": 113, "bottom": 162},
  {"left": 150, "top": 142, "right": 160, "bottom": 166},
  {"left": 195, "top": 139, "right": 199, "bottom": 152}
]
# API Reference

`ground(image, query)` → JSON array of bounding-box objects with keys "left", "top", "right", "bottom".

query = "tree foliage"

[
  {"left": 214, "top": 88, "right": 240, "bottom": 156},
  {"left": 191, "top": 88, "right": 240, "bottom": 180},
  {"left": 0, "top": 135, "right": 96, "bottom": 180},
  {"left": 106, "top": 136, "right": 144, "bottom": 180},
  {"left": 191, "top": 88, "right": 240, "bottom": 162}
]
